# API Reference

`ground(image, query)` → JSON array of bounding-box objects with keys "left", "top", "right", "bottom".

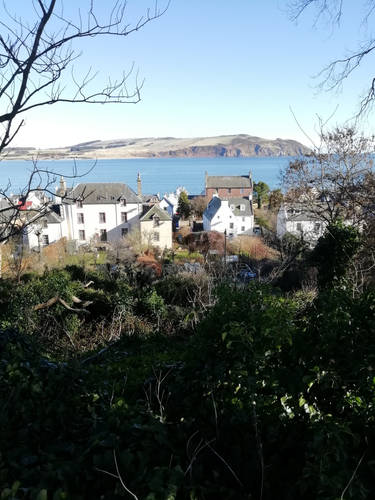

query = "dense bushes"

[{"left": 1, "top": 240, "right": 375, "bottom": 499}]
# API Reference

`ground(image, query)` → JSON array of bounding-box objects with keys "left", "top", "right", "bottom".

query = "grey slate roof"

[
  {"left": 204, "top": 196, "right": 221, "bottom": 221},
  {"left": 0, "top": 199, "right": 16, "bottom": 225},
  {"left": 206, "top": 175, "right": 251, "bottom": 189},
  {"left": 204, "top": 196, "right": 252, "bottom": 221},
  {"left": 142, "top": 194, "right": 160, "bottom": 203},
  {"left": 283, "top": 203, "right": 324, "bottom": 222},
  {"left": 225, "top": 197, "right": 253, "bottom": 216},
  {"left": 69, "top": 183, "right": 141, "bottom": 204},
  {"left": 140, "top": 204, "right": 171, "bottom": 222},
  {"left": 44, "top": 210, "right": 63, "bottom": 224}
]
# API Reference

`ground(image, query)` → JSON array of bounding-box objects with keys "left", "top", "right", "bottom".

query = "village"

[{"left": 0, "top": 168, "right": 327, "bottom": 280}]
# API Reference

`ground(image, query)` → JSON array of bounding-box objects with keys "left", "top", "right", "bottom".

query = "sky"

[{"left": 5, "top": 0, "right": 375, "bottom": 148}]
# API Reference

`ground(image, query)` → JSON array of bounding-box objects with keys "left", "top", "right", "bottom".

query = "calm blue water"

[{"left": 0, "top": 157, "right": 290, "bottom": 195}]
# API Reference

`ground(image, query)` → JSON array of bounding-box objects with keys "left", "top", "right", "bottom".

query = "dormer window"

[
  {"left": 240, "top": 204, "right": 245, "bottom": 211},
  {"left": 96, "top": 195, "right": 101, "bottom": 201},
  {"left": 230, "top": 204, "right": 235, "bottom": 210},
  {"left": 120, "top": 198, "right": 126, "bottom": 207},
  {"left": 153, "top": 215, "right": 160, "bottom": 227},
  {"left": 77, "top": 199, "right": 83, "bottom": 208}
]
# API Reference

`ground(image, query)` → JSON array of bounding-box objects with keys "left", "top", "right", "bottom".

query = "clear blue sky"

[{"left": 10, "top": 0, "right": 375, "bottom": 148}]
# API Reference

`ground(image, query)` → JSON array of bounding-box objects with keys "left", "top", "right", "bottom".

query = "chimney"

[
  {"left": 57, "top": 176, "right": 66, "bottom": 197},
  {"left": 137, "top": 172, "right": 142, "bottom": 198}
]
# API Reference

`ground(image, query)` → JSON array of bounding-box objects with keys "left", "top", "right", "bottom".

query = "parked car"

[{"left": 236, "top": 263, "right": 257, "bottom": 282}]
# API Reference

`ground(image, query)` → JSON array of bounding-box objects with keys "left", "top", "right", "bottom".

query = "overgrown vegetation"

[{"left": 1, "top": 218, "right": 375, "bottom": 498}]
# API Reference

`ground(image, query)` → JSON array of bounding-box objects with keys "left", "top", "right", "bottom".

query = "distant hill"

[{"left": 4, "top": 134, "right": 310, "bottom": 160}]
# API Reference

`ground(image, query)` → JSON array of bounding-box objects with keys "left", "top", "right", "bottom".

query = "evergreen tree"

[{"left": 177, "top": 191, "right": 191, "bottom": 219}]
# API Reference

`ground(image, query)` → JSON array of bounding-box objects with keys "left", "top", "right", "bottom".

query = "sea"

[{"left": 0, "top": 156, "right": 292, "bottom": 195}]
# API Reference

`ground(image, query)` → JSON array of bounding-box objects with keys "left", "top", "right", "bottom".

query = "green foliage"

[
  {"left": 253, "top": 181, "right": 270, "bottom": 209},
  {"left": 311, "top": 220, "right": 362, "bottom": 288},
  {"left": 177, "top": 191, "right": 191, "bottom": 219},
  {"left": 1, "top": 263, "right": 375, "bottom": 498}
]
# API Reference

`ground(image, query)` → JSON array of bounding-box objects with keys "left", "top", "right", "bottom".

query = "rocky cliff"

[{"left": 5, "top": 134, "right": 310, "bottom": 160}]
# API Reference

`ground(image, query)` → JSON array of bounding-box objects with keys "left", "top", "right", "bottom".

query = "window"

[
  {"left": 228, "top": 188, "right": 232, "bottom": 194},
  {"left": 120, "top": 198, "right": 126, "bottom": 207},
  {"left": 121, "top": 212, "right": 127, "bottom": 223},
  {"left": 229, "top": 222, "right": 234, "bottom": 229},
  {"left": 241, "top": 226, "right": 245, "bottom": 232},
  {"left": 99, "top": 212, "right": 106, "bottom": 223},
  {"left": 242, "top": 217, "right": 245, "bottom": 222},
  {"left": 153, "top": 232, "right": 160, "bottom": 242},
  {"left": 314, "top": 222, "right": 321, "bottom": 233},
  {"left": 121, "top": 228, "right": 128, "bottom": 237},
  {"left": 240, "top": 204, "right": 245, "bottom": 211},
  {"left": 100, "top": 229, "right": 107, "bottom": 242},
  {"left": 77, "top": 199, "right": 83, "bottom": 208},
  {"left": 43, "top": 220, "right": 48, "bottom": 228},
  {"left": 297, "top": 223, "right": 302, "bottom": 231},
  {"left": 79, "top": 230, "right": 86, "bottom": 240},
  {"left": 77, "top": 213, "right": 84, "bottom": 224},
  {"left": 42, "top": 235, "right": 49, "bottom": 245}
]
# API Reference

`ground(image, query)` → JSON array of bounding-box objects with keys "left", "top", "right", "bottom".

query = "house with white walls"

[
  {"left": 60, "top": 182, "right": 142, "bottom": 245},
  {"left": 22, "top": 206, "right": 68, "bottom": 249},
  {"left": 276, "top": 203, "right": 326, "bottom": 245},
  {"left": 203, "top": 196, "right": 254, "bottom": 237},
  {"left": 140, "top": 204, "right": 172, "bottom": 250},
  {"left": 159, "top": 187, "right": 188, "bottom": 218},
  {"left": 158, "top": 197, "right": 175, "bottom": 218}
]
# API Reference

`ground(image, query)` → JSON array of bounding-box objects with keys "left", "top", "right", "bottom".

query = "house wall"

[
  {"left": 141, "top": 219, "right": 172, "bottom": 249},
  {"left": 158, "top": 198, "right": 174, "bottom": 218},
  {"left": 276, "top": 205, "right": 326, "bottom": 243},
  {"left": 206, "top": 187, "right": 252, "bottom": 200},
  {"left": 276, "top": 207, "right": 287, "bottom": 238},
  {"left": 68, "top": 201, "right": 141, "bottom": 244},
  {"left": 24, "top": 222, "right": 65, "bottom": 249},
  {"left": 204, "top": 199, "right": 254, "bottom": 237},
  {"left": 285, "top": 220, "right": 325, "bottom": 242}
]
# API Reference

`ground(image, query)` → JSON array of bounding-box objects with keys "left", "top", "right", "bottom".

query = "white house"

[
  {"left": 158, "top": 197, "right": 175, "bottom": 218},
  {"left": 140, "top": 204, "right": 172, "bottom": 249},
  {"left": 276, "top": 203, "right": 326, "bottom": 244},
  {"left": 22, "top": 206, "right": 67, "bottom": 249},
  {"left": 203, "top": 196, "right": 254, "bottom": 237},
  {"left": 159, "top": 187, "right": 188, "bottom": 217},
  {"left": 59, "top": 181, "right": 142, "bottom": 245}
]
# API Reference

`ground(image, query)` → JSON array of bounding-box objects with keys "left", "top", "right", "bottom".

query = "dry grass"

[{"left": 228, "top": 235, "right": 277, "bottom": 260}]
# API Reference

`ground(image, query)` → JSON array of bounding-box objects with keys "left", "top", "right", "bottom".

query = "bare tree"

[
  {"left": 0, "top": 0, "right": 168, "bottom": 243},
  {"left": 282, "top": 126, "right": 375, "bottom": 227},
  {"left": 0, "top": 0, "right": 169, "bottom": 153},
  {"left": 289, "top": 0, "right": 375, "bottom": 115}
]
